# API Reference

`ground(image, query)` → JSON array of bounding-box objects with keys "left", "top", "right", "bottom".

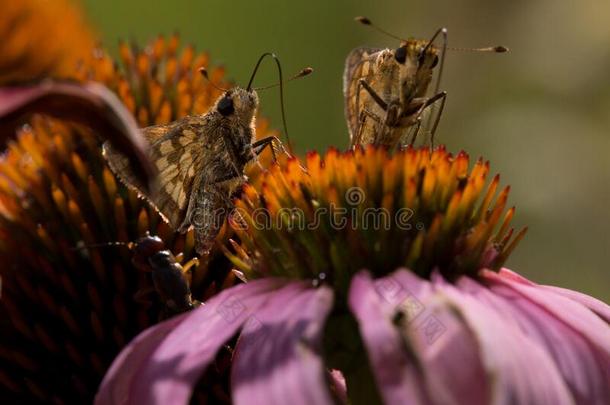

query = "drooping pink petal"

[
  {"left": 95, "top": 313, "right": 187, "bottom": 405},
  {"left": 541, "top": 287, "right": 610, "bottom": 324},
  {"left": 498, "top": 268, "right": 610, "bottom": 323},
  {"left": 459, "top": 275, "right": 609, "bottom": 403},
  {"left": 231, "top": 283, "right": 335, "bottom": 405},
  {"left": 484, "top": 270, "right": 610, "bottom": 355},
  {"left": 479, "top": 270, "right": 610, "bottom": 403},
  {"left": 348, "top": 271, "right": 429, "bottom": 404},
  {"left": 0, "top": 81, "right": 154, "bottom": 191},
  {"left": 431, "top": 271, "right": 574, "bottom": 404},
  {"left": 96, "top": 278, "right": 286, "bottom": 405},
  {"left": 383, "top": 270, "right": 489, "bottom": 405}
]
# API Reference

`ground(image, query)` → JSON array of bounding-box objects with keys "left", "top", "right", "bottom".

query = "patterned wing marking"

[
  {"left": 343, "top": 47, "right": 382, "bottom": 141},
  {"left": 103, "top": 116, "right": 209, "bottom": 228}
]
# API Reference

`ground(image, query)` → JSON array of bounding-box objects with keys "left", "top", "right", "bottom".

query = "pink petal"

[
  {"left": 479, "top": 270, "right": 610, "bottom": 403},
  {"left": 231, "top": 283, "right": 335, "bottom": 405},
  {"left": 484, "top": 270, "right": 610, "bottom": 355},
  {"left": 96, "top": 278, "right": 285, "bottom": 405},
  {"left": 459, "top": 276, "right": 609, "bottom": 403},
  {"left": 0, "top": 82, "right": 154, "bottom": 191},
  {"left": 540, "top": 286, "right": 610, "bottom": 324},
  {"left": 384, "top": 270, "right": 489, "bottom": 405},
  {"left": 348, "top": 271, "right": 429, "bottom": 404},
  {"left": 496, "top": 268, "right": 535, "bottom": 285},
  {"left": 431, "top": 272, "right": 574, "bottom": 404},
  {"left": 95, "top": 313, "right": 187, "bottom": 405},
  {"left": 499, "top": 268, "right": 610, "bottom": 323}
]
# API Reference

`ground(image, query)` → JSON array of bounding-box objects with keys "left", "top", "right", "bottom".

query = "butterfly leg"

[
  {"left": 350, "top": 79, "right": 384, "bottom": 149},
  {"left": 252, "top": 136, "right": 299, "bottom": 162},
  {"left": 405, "top": 117, "right": 423, "bottom": 147},
  {"left": 355, "top": 79, "right": 398, "bottom": 147},
  {"left": 354, "top": 107, "right": 383, "bottom": 147},
  {"left": 252, "top": 136, "right": 308, "bottom": 173},
  {"left": 357, "top": 79, "right": 388, "bottom": 110},
  {"left": 403, "top": 91, "right": 447, "bottom": 148},
  {"left": 252, "top": 136, "right": 279, "bottom": 162},
  {"left": 353, "top": 77, "right": 363, "bottom": 146},
  {"left": 427, "top": 92, "right": 447, "bottom": 149}
]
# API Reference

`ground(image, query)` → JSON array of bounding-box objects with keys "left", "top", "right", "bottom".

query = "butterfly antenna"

[
  {"left": 253, "top": 67, "right": 313, "bottom": 90},
  {"left": 418, "top": 28, "right": 447, "bottom": 137},
  {"left": 355, "top": 16, "right": 404, "bottom": 41},
  {"left": 198, "top": 67, "right": 230, "bottom": 92},
  {"left": 246, "top": 53, "right": 294, "bottom": 153},
  {"left": 246, "top": 52, "right": 273, "bottom": 92},
  {"left": 448, "top": 46, "right": 509, "bottom": 53},
  {"left": 435, "top": 42, "right": 508, "bottom": 97},
  {"left": 428, "top": 28, "right": 448, "bottom": 96}
]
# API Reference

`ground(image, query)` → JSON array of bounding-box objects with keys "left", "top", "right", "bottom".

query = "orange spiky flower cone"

[{"left": 227, "top": 146, "right": 526, "bottom": 290}]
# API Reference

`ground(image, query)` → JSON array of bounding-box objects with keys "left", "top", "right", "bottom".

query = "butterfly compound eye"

[
  {"left": 430, "top": 54, "right": 439, "bottom": 68},
  {"left": 218, "top": 96, "right": 235, "bottom": 116},
  {"left": 394, "top": 46, "right": 407, "bottom": 64}
]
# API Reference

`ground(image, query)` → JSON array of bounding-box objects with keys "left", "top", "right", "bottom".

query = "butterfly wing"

[
  {"left": 103, "top": 115, "right": 210, "bottom": 228},
  {"left": 343, "top": 47, "right": 382, "bottom": 142}
]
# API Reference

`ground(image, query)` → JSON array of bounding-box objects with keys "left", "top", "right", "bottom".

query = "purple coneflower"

[{"left": 97, "top": 147, "right": 610, "bottom": 404}]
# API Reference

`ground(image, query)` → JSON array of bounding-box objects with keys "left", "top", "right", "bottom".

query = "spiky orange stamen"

[{"left": 227, "top": 146, "right": 526, "bottom": 287}]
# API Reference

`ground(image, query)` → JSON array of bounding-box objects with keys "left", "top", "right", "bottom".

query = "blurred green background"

[{"left": 82, "top": 0, "right": 610, "bottom": 301}]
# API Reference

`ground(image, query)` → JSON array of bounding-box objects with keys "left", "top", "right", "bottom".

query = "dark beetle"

[{"left": 130, "top": 234, "right": 201, "bottom": 319}]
